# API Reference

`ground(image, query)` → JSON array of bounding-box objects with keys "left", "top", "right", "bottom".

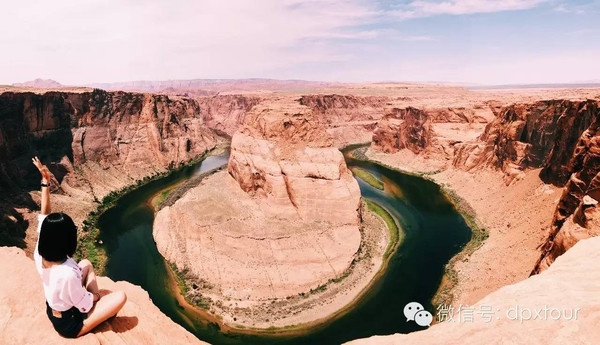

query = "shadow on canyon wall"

[{"left": 0, "top": 92, "right": 76, "bottom": 247}]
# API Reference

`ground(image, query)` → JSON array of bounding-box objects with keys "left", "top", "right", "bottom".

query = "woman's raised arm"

[{"left": 32, "top": 157, "right": 52, "bottom": 215}]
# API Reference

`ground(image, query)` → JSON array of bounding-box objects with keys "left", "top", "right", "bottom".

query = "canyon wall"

[
  {"left": 0, "top": 89, "right": 226, "bottom": 249},
  {"left": 196, "top": 95, "right": 261, "bottom": 136},
  {"left": 371, "top": 107, "right": 431, "bottom": 154},
  {"left": 368, "top": 100, "right": 600, "bottom": 276},
  {"left": 534, "top": 101, "right": 600, "bottom": 272},
  {"left": 451, "top": 100, "right": 600, "bottom": 271},
  {"left": 298, "top": 94, "right": 388, "bottom": 146},
  {"left": 454, "top": 100, "right": 598, "bottom": 183}
]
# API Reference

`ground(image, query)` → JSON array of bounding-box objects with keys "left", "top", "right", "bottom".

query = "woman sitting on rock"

[{"left": 32, "top": 157, "right": 127, "bottom": 338}]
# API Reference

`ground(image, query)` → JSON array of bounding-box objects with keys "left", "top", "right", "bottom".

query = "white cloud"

[
  {"left": 0, "top": 0, "right": 592, "bottom": 85},
  {"left": 0, "top": 0, "right": 379, "bottom": 84},
  {"left": 391, "top": 0, "right": 548, "bottom": 19}
]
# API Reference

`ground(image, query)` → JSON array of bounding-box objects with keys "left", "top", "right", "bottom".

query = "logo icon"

[{"left": 404, "top": 302, "right": 433, "bottom": 327}]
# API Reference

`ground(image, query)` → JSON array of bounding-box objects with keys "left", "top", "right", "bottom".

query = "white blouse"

[{"left": 34, "top": 214, "right": 94, "bottom": 313}]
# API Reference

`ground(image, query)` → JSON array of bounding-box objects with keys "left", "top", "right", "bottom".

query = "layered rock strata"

[
  {"left": 534, "top": 103, "right": 600, "bottom": 272},
  {"left": 298, "top": 94, "right": 388, "bottom": 146},
  {"left": 371, "top": 107, "right": 431, "bottom": 154},
  {"left": 0, "top": 89, "right": 223, "bottom": 249}
]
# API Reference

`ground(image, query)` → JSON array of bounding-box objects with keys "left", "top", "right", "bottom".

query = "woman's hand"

[
  {"left": 32, "top": 156, "right": 52, "bottom": 181},
  {"left": 32, "top": 157, "right": 58, "bottom": 187},
  {"left": 32, "top": 156, "right": 54, "bottom": 214}
]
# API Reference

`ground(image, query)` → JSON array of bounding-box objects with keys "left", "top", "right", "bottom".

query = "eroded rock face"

[
  {"left": 0, "top": 90, "right": 223, "bottom": 248},
  {"left": 154, "top": 105, "right": 362, "bottom": 304},
  {"left": 371, "top": 107, "right": 431, "bottom": 154},
  {"left": 299, "top": 94, "right": 388, "bottom": 146},
  {"left": 227, "top": 106, "right": 361, "bottom": 223},
  {"left": 0, "top": 246, "right": 206, "bottom": 345},
  {"left": 452, "top": 100, "right": 598, "bottom": 184},
  {"left": 533, "top": 107, "right": 600, "bottom": 272},
  {"left": 366, "top": 98, "right": 600, "bottom": 276},
  {"left": 196, "top": 95, "right": 262, "bottom": 136}
]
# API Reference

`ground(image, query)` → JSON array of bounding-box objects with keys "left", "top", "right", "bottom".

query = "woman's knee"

[{"left": 112, "top": 290, "right": 127, "bottom": 308}]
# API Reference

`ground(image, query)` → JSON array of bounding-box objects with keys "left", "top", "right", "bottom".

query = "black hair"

[{"left": 38, "top": 212, "right": 77, "bottom": 262}]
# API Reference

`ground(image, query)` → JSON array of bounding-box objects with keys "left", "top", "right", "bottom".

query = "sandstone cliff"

[
  {"left": 453, "top": 100, "right": 598, "bottom": 183},
  {"left": 371, "top": 107, "right": 431, "bottom": 154},
  {"left": 196, "top": 95, "right": 261, "bottom": 136},
  {"left": 298, "top": 94, "right": 388, "bottom": 146},
  {"left": 533, "top": 101, "right": 600, "bottom": 272},
  {"left": 0, "top": 89, "right": 224, "bottom": 250},
  {"left": 366, "top": 98, "right": 600, "bottom": 306},
  {"left": 345, "top": 236, "right": 600, "bottom": 345},
  {"left": 0, "top": 246, "right": 206, "bottom": 345},
  {"left": 449, "top": 100, "right": 600, "bottom": 272},
  {"left": 227, "top": 101, "right": 361, "bottom": 223}
]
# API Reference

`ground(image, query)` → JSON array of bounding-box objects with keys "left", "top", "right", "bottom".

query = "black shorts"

[{"left": 45, "top": 302, "right": 87, "bottom": 338}]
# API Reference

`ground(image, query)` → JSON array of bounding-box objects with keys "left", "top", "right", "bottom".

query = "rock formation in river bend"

[
  {"left": 228, "top": 101, "right": 362, "bottom": 225},
  {"left": 153, "top": 101, "right": 362, "bottom": 305},
  {"left": 0, "top": 89, "right": 224, "bottom": 249}
]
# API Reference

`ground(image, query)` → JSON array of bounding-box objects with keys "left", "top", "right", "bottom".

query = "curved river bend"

[{"left": 97, "top": 146, "right": 471, "bottom": 345}]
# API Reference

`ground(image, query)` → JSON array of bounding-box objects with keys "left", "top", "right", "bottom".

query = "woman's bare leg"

[
  {"left": 77, "top": 290, "right": 127, "bottom": 337},
  {"left": 78, "top": 259, "right": 99, "bottom": 294}
]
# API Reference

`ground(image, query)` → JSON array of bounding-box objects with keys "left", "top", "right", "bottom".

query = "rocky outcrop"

[
  {"left": 371, "top": 107, "right": 431, "bottom": 154},
  {"left": 0, "top": 89, "right": 224, "bottom": 249},
  {"left": 227, "top": 106, "right": 361, "bottom": 224},
  {"left": 369, "top": 104, "right": 494, "bottom": 172},
  {"left": 298, "top": 94, "right": 388, "bottom": 146},
  {"left": 452, "top": 100, "right": 598, "bottom": 184},
  {"left": 533, "top": 105, "right": 600, "bottom": 272},
  {"left": 345, "top": 236, "right": 600, "bottom": 345},
  {"left": 0, "top": 246, "right": 206, "bottom": 345},
  {"left": 196, "top": 95, "right": 262, "bottom": 136}
]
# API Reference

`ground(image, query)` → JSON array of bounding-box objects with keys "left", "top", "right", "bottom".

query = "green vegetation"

[
  {"left": 434, "top": 187, "right": 489, "bottom": 307},
  {"left": 169, "top": 262, "right": 213, "bottom": 310},
  {"left": 76, "top": 148, "right": 221, "bottom": 274},
  {"left": 350, "top": 167, "right": 384, "bottom": 190},
  {"left": 151, "top": 188, "right": 174, "bottom": 209},
  {"left": 364, "top": 199, "right": 402, "bottom": 259},
  {"left": 346, "top": 143, "right": 489, "bottom": 308}
]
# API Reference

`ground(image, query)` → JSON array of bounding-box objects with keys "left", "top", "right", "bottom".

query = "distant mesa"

[
  {"left": 12, "top": 78, "right": 64, "bottom": 88},
  {"left": 88, "top": 78, "right": 340, "bottom": 94}
]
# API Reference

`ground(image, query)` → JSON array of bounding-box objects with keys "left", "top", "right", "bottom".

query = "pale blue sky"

[{"left": 1, "top": 0, "right": 598, "bottom": 85}]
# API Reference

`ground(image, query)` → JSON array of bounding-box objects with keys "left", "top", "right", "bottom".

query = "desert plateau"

[{"left": 1, "top": 1, "right": 600, "bottom": 344}]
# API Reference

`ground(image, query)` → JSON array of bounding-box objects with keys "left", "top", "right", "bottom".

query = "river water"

[{"left": 97, "top": 146, "right": 471, "bottom": 345}]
